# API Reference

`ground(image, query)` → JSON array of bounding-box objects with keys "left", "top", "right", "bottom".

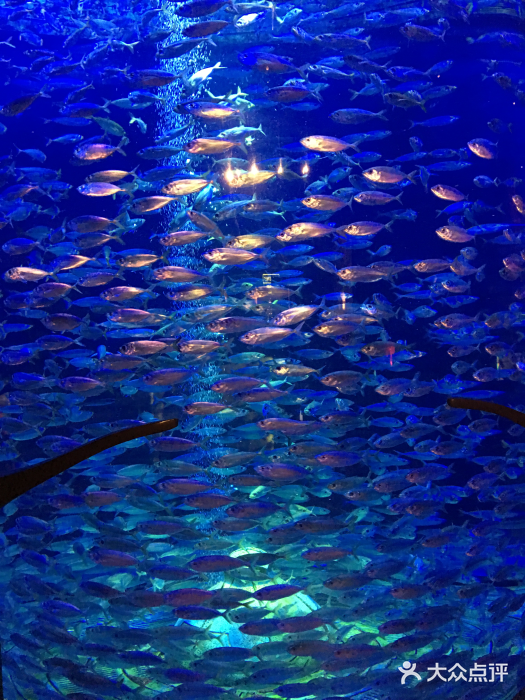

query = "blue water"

[{"left": 1, "top": 1, "right": 525, "bottom": 699}]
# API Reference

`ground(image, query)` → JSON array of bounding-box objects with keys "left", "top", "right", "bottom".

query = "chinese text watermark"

[{"left": 398, "top": 661, "right": 508, "bottom": 685}]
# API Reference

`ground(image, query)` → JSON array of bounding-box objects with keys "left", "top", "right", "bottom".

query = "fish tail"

[
  {"left": 293, "top": 321, "right": 305, "bottom": 336},
  {"left": 257, "top": 248, "right": 270, "bottom": 263},
  {"left": 406, "top": 170, "right": 419, "bottom": 185},
  {"left": 113, "top": 212, "right": 128, "bottom": 229},
  {"left": 312, "top": 86, "right": 323, "bottom": 103},
  {"left": 179, "top": 65, "right": 191, "bottom": 86},
  {"left": 297, "top": 63, "right": 308, "bottom": 79}
]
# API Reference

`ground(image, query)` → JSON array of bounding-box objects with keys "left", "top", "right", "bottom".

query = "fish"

[
  {"left": 300, "top": 135, "right": 356, "bottom": 152},
  {"left": 330, "top": 108, "right": 388, "bottom": 124},
  {"left": 74, "top": 138, "right": 127, "bottom": 161}
]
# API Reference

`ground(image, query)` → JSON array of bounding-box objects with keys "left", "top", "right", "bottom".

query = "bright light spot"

[
  {"left": 185, "top": 159, "right": 191, "bottom": 164},
  {"left": 231, "top": 546, "right": 264, "bottom": 559},
  {"left": 302, "top": 162, "right": 309, "bottom": 176},
  {"left": 225, "top": 166, "right": 235, "bottom": 184},
  {"left": 249, "top": 162, "right": 259, "bottom": 175},
  {"left": 277, "top": 160, "right": 284, "bottom": 175},
  {"left": 184, "top": 546, "right": 319, "bottom": 650}
]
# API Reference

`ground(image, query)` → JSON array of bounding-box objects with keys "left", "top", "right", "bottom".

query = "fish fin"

[
  {"left": 116, "top": 137, "right": 127, "bottom": 156},
  {"left": 113, "top": 212, "right": 129, "bottom": 230},
  {"left": 312, "top": 86, "right": 324, "bottom": 103},
  {"left": 297, "top": 64, "right": 308, "bottom": 79},
  {"left": 236, "top": 140, "right": 248, "bottom": 155},
  {"left": 406, "top": 170, "right": 419, "bottom": 185},
  {"left": 179, "top": 66, "right": 191, "bottom": 86}
]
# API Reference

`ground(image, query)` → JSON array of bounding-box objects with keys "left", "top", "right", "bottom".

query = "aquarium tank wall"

[{"left": 2, "top": 0, "right": 525, "bottom": 698}]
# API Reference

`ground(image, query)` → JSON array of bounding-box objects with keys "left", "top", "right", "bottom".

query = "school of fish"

[{"left": 2, "top": 0, "right": 525, "bottom": 697}]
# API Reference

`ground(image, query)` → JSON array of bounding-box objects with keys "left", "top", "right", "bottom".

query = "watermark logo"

[
  {"left": 398, "top": 663, "right": 509, "bottom": 684},
  {"left": 398, "top": 661, "right": 421, "bottom": 685}
]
